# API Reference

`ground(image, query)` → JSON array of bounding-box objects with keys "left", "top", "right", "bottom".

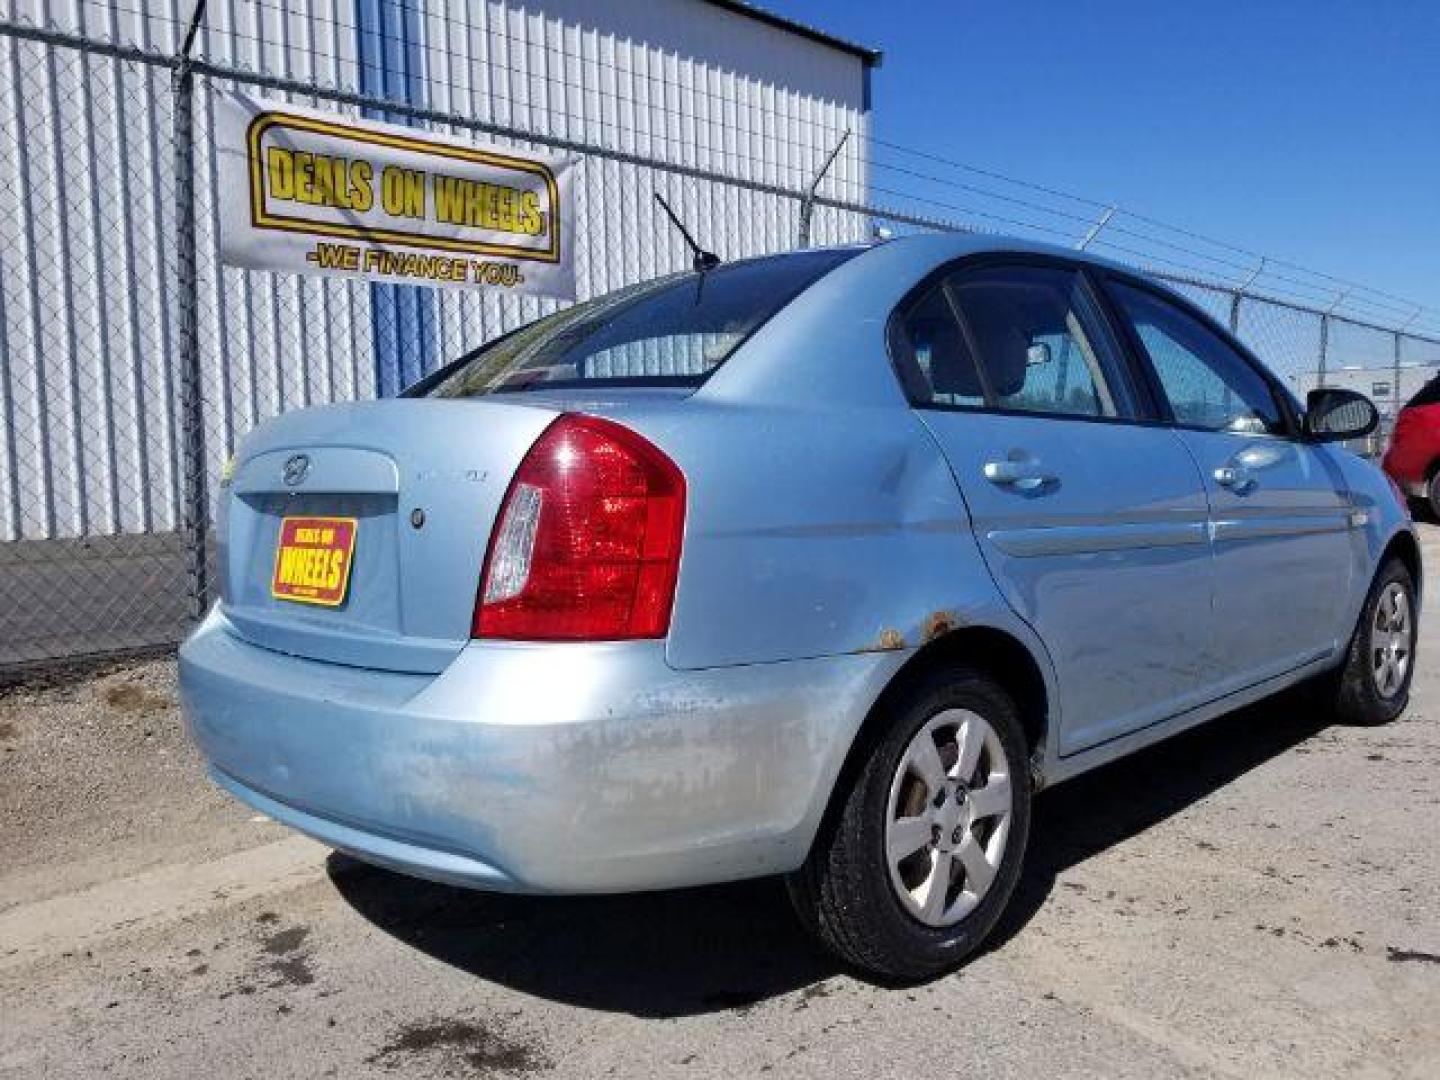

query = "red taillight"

[{"left": 473, "top": 414, "right": 686, "bottom": 640}]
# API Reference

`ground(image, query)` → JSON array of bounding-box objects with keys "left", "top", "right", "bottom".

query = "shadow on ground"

[
  {"left": 989, "top": 689, "right": 1330, "bottom": 950},
  {"left": 331, "top": 689, "right": 1331, "bottom": 1016},
  {"left": 330, "top": 855, "right": 836, "bottom": 1018}
]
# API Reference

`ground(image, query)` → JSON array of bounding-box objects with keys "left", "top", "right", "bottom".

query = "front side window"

[
  {"left": 1109, "top": 280, "right": 1285, "bottom": 435},
  {"left": 418, "top": 249, "right": 860, "bottom": 397},
  {"left": 891, "top": 265, "right": 1138, "bottom": 419}
]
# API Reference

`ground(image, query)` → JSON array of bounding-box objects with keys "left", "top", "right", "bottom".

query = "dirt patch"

[
  {"left": 366, "top": 1018, "right": 550, "bottom": 1075},
  {"left": 1387, "top": 946, "right": 1440, "bottom": 965},
  {"left": 257, "top": 919, "right": 316, "bottom": 987},
  {"left": 267, "top": 953, "right": 316, "bottom": 987},
  {"left": 262, "top": 926, "right": 309, "bottom": 956},
  {"left": 791, "top": 981, "right": 835, "bottom": 1011},
  {"left": 0, "top": 648, "right": 174, "bottom": 696},
  {"left": 103, "top": 681, "right": 174, "bottom": 713},
  {"left": 0, "top": 658, "right": 263, "bottom": 910}
]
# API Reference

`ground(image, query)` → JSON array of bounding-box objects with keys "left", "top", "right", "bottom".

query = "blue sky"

[{"left": 772, "top": 0, "right": 1440, "bottom": 321}]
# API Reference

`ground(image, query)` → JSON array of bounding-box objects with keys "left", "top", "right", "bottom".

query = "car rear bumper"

[{"left": 179, "top": 608, "right": 903, "bottom": 893}]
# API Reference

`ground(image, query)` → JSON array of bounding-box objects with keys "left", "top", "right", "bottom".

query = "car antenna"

[{"left": 653, "top": 193, "right": 721, "bottom": 272}]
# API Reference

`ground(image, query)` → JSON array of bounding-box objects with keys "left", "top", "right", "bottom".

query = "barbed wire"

[{"left": 5, "top": 3, "right": 1440, "bottom": 336}]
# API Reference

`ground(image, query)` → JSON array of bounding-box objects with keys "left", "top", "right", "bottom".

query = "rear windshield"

[
  {"left": 1406, "top": 373, "right": 1440, "bottom": 409},
  {"left": 417, "top": 248, "right": 860, "bottom": 397}
]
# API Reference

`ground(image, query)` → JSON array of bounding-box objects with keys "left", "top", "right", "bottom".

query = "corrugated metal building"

[{"left": 0, "top": 0, "right": 878, "bottom": 542}]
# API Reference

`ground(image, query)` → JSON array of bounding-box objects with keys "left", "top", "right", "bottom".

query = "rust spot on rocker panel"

[
  {"left": 853, "top": 627, "right": 907, "bottom": 654},
  {"left": 922, "top": 610, "right": 959, "bottom": 643}
]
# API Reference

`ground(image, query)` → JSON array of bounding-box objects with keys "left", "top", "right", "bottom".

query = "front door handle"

[
  {"left": 983, "top": 458, "right": 1055, "bottom": 492},
  {"left": 1213, "top": 464, "right": 1256, "bottom": 493}
]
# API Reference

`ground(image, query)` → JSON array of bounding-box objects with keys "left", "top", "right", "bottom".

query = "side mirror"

[
  {"left": 1304, "top": 388, "right": 1379, "bottom": 442},
  {"left": 1026, "top": 342, "right": 1052, "bottom": 367}
]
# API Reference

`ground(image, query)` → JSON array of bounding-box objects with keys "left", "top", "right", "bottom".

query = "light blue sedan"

[{"left": 181, "top": 235, "right": 1420, "bottom": 981}]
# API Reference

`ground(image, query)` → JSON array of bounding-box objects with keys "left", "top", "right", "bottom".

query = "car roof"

[
  {"left": 820, "top": 231, "right": 1139, "bottom": 278},
  {"left": 697, "top": 232, "right": 1169, "bottom": 410}
]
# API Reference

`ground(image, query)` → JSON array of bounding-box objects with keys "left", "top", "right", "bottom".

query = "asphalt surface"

[{"left": 2, "top": 526, "right": 1438, "bottom": 1078}]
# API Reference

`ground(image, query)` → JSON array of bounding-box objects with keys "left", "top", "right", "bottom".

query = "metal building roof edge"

[{"left": 697, "top": 0, "right": 883, "bottom": 66}]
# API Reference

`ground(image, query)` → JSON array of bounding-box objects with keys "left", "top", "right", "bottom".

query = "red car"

[{"left": 1384, "top": 373, "right": 1440, "bottom": 517}]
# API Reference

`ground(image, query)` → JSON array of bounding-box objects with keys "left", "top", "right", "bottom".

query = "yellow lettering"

[
  {"left": 381, "top": 166, "right": 426, "bottom": 218},
  {"left": 267, "top": 147, "right": 295, "bottom": 200},
  {"left": 496, "top": 186, "right": 515, "bottom": 233},
  {"left": 269, "top": 149, "right": 375, "bottom": 211},
  {"left": 519, "top": 191, "right": 542, "bottom": 236},
  {"left": 431, "top": 174, "right": 544, "bottom": 236},
  {"left": 311, "top": 243, "right": 359, "bottom": 270},
  {"left": 433, "top": 175, "right": 464, "bottom": 225},
  {"left": 293, "top": 152, "right": 315, "bottom": 203},
  {"left": 351, "top": 160, "right": 374, "bottom": 212}
]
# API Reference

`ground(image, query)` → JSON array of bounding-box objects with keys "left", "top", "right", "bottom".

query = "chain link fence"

[
  {"left": 0, "top": 30, "right": 189, "bottom": 669},
  {"left": 2, "top": 14, "right": 1438, "bottom": 672}
]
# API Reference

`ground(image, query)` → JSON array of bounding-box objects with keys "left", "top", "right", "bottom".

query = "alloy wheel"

[
  {"left": 1371, "top": 581, "right": 1413, "bottom": 699},
  {"left": 884, "top": 708, "right": 1013, "bottom": 927}
]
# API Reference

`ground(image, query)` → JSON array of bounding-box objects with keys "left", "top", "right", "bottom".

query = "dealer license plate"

[{"left": 270, "top": 516, "right": 357, "bottom": 607}]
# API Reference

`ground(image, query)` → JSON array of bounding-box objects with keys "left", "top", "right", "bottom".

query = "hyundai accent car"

[
  {"left": 181, "top": 235, "right": 1420, "bottom": 981},
  {"left": 1384, "top": 371, "right": 1440, "bottom": 519}
]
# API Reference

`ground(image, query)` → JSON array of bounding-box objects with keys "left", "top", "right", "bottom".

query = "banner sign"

[{"left": 216, "top": 93, "right": 577, "bottom": 298}]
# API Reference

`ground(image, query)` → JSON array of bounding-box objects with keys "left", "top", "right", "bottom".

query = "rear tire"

[
  {"left": 1330, "top": 557, "right": 1417, "bottom": 726},
  {"left": 787, "top": 667, "right": 1031, "bottom": 982},
  {"left": 1427, "top": 471, "right": 1440, "bottom": 523}
]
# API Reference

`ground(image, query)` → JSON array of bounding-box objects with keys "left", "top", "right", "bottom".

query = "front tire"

[
  {"left": 788, "top": 667, "right": 1031, "bottom": 982},
  {"left": 1331, "top": 557, "right": 1418, "bottom": 726}
]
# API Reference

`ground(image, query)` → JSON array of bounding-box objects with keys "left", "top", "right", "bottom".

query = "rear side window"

[
  {"left": 421, "top": 249, "right": 860, "bottom": 397},
  {"left": 891, "top": 264, "right": 1139, "bottom": 419},
  {"left": 1109, "top": 281, "right": 1285, "bottom": 435},
  {"left": 890, "top": 284, "right": 987, "bottom": 408}
]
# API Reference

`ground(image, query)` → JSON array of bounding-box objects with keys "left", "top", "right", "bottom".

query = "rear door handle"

[{"left": 983, "top": 458, "right": 1055, "bottom": 492}]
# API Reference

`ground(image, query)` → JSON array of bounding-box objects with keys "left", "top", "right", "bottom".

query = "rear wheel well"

[
  {"left": 824, "top": 627, "right": 1050, "bottom": 836},
  {"left": 1382, "top": 531, "right": 1423, "bottom": 605}
]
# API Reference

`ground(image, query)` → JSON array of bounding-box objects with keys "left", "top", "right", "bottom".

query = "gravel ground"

[
  {"left": 0, "top": 659, "right": 282, "bottom": 911},
  {"left": 1, "top": 525, "right": 1437, "bottom": 1079}
]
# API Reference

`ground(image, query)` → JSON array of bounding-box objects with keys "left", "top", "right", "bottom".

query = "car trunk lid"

[{"left": 219, "top": 398, "right": 558, "bottom": 673}]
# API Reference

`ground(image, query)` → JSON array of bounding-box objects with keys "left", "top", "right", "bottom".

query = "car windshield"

[
  {"left": 418, "top": 248, "right": 862, "bottom": 397},
  {"left": 1406, "top": 373, "right": 1440, "bottom": 409}
]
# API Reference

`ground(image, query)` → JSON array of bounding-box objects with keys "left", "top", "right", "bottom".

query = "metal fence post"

[
  {"left": 1393, "top": 330, "right": 1403, "bottom": 422},
  {"left": 1075, "top": 205, "right": 1116, "bottom": 251},
  {"left": 1316, "top": 288, "right": 1351, "bottom": 393},
  {"left": 173, "top": 1, "right": 209, "bottom": 620},
  {"left": 1393, "top": 311, "right": 1420, "bottom": 424},
  {"left": 797, "top": 130, "right": 849, "bottom": 248},
  {"left": 1317, "top": 313, "right": 1329, "bottom": 390},
  {"left": 1231, "top": 259, "right": 1263, "bottom": 334}
]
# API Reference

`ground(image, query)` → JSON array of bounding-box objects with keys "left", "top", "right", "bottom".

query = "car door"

[
  {"left": 1103, "top": 277, "right": 1356, "bottom": 691},
  {"left": 891, "top": 260, "right": 1218, "bottom": 755}
]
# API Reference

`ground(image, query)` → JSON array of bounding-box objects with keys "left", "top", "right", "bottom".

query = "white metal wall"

[{"left": 0, "top": 0, "right": 872, "bottom": 540}]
